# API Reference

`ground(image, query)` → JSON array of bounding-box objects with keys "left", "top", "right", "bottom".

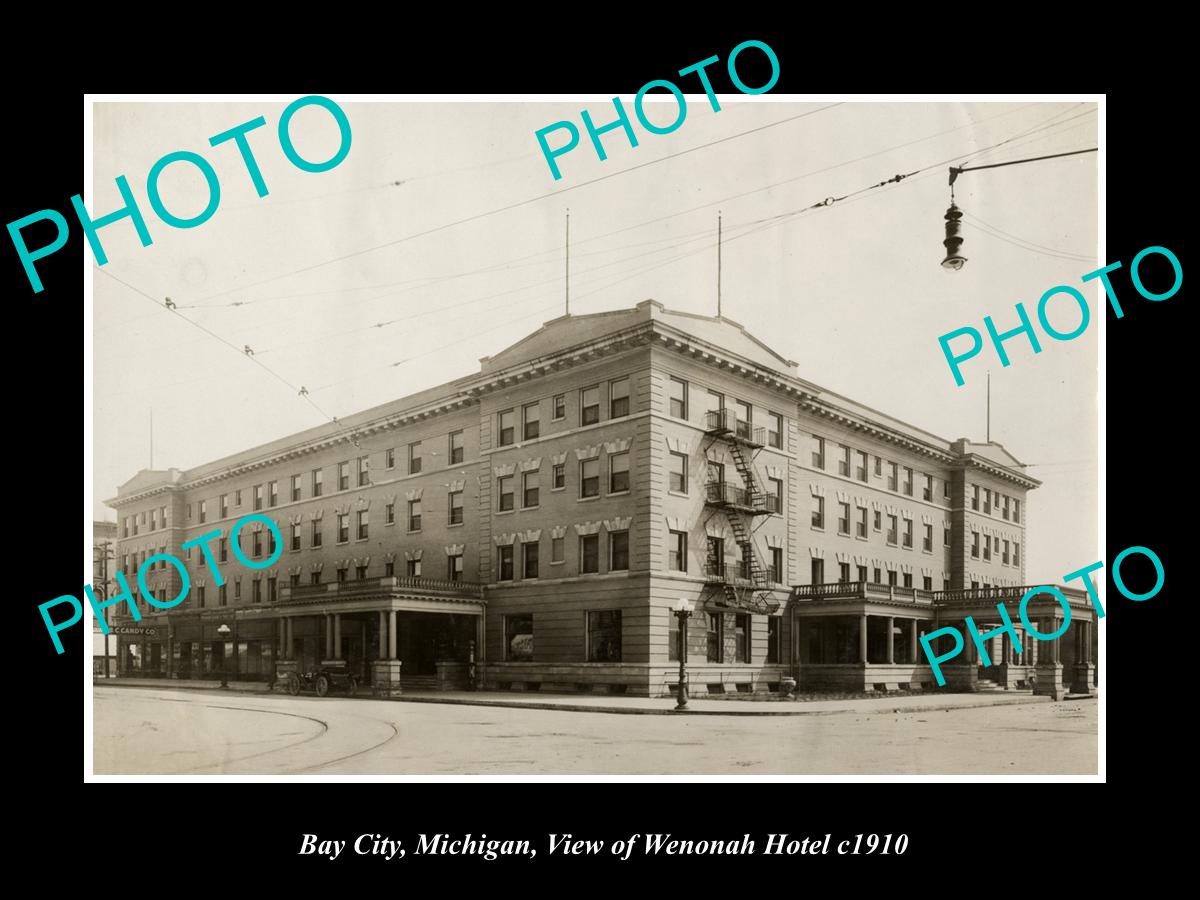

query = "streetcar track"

[{"left": 286, "top": 718, "right": 402, "bottom": 774}]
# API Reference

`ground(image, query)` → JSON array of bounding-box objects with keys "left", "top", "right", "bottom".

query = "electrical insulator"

[{"left": 942, "top": 203, "right": 967, "bottom": 271}]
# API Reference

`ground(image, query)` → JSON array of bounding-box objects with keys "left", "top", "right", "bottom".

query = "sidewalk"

[{"left": 95, "top": 678, "right": 1094, "bottom": 716}]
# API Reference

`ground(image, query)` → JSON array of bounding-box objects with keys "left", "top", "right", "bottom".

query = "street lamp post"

[
  {"left": 217, "top": 623, "right": 231, "bottom": 688},
  {"left": 673, "top": 599, "right": 694, "bottom": 711}
]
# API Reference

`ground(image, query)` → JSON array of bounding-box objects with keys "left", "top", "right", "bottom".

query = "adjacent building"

[
  {"left": 105, "top": 300, "right": 1097, "bottom": 698},
  {"left": 92, "top": 519, "right": 119, "bottom": 677}
]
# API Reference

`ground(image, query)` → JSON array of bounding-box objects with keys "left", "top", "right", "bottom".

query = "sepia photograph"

[{"left": 87, "top": 95, "right": 1101, "bottom": 776}]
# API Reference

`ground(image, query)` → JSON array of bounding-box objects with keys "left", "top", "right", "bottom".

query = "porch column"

[
  {"left": 378, "top": 611, "right": 387, "bottom": 658},
  {"left": 886, "top": 617, "right": 894, "bottom": 663},
  {"left": 1002, "top": 632, "right": 1012, "bottom": 665},
  {"left": 278, "top": 619, "right": 286, "bottom": 658},
  {"left": 334, "top": 614, "right": 342, "bottom": 660},
  {"left": 858, "top": 614, "right": 868, "bottom": 664},
  {"left": 910, "top": 620, "right": 919, "bottom": 665},
  {"left": 388, "top": 610, "right": 397, "bottom": 660}
]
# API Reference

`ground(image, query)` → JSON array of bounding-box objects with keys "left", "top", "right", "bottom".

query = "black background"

[{"left": 5, "top": 23, "right": 1179, "bottom": 884}]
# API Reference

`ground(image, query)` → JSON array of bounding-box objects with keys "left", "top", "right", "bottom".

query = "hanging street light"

[{"left": 942, "top": 202, "right": 967, "bottom": 271}]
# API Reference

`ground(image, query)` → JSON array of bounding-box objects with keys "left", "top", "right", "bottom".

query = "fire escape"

[{"left": 702, "top": 408, "right": 781, "bottom": 614}]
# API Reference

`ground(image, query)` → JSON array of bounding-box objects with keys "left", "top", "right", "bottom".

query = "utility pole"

[
  {"left": 716, "top": 211, "right": 723, "bottom": 318},
  {"left": 564, "top": 209, "right": 570, "bottom": 316},
  {"left": 95, "top": 540, "right": 114, "bottom": 677}
]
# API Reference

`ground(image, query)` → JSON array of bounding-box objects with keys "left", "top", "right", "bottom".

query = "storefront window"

[
  {"left": 506, "top": 615, "right": 533, "bottom": 661},
  {"left": 587, "top": 610, "right": 622, "bottom": 662}
]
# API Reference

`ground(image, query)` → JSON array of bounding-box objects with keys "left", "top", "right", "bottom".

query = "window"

[
  {"left": 812, "top": 436, "right": 825, "bottom": 469},
  {"left": 983, "top": 538, "right": 991, "bottom": 561},
  {"left": 943, "top": 478, "right": 951, "bottom": 499},
  {"left": 291, "top": 523, "right": 301, "bottom": 551},
  {"left": 497, "top": 409, "right": 515, "bottom": 446},
  {"left": 448, "top": 491, "right": 463, "bottom": 525},
  {"left": 857, "top": 506, "right": 868, "bottom": 538},
  {"left": 874, "top": 568, "right": 882, "bottom": 584},
  {"left": 523, "top": 471, "right": 540, "bottom": 508},
  {"left": 610, "top": 377, "right": 630, "bottom": 418},
  {"left": 733, "top": 614, "right": 750, "bottom": 663},
  {"left": 199, "top": 499, "right": 207, "bottom": 524},
  {"left": 971, "top": 531, "right": 980, "bottom": 558},
  {"left": 523, "top": 541, "right": 539, "bottom": 579},
  {"left": 498, "top": 476, "right": 514, "bottom": 511},
  {"left": 580, "top": 458, "right": 599, "bottom": 498},
  {"left": 1014, "top": 542, "right": 1021, "bottom": 565},
  {"left": 219, "top": 494, "right": 228, "bottom": 519},
  {"left": 497, "top": 545, "right": 514, "bottom": 581},
  {"left": 903, "top": 573, "right": 913, "bottom": 588},
  {"left": 310, "top": 572, "right": 321, "bottom": 586},
  {"left": 1003, "top": 539, "right": 1011, "bottom": 565},
  {"left": 348, "top": 564, "right": 364, "bottom": 581},
  {"left": 312, "top": 468, "right": 323, "bottom": 497},
  {"left": 384, "top": 502, "right": 395, "bottom": 525},
  {"left": 770, "top": 547, "right": 783, "bottom": 583},
  {"left": 874, "top": 456, "right": 882, "bottom": 477},
  {"left": 888, "top": 462, "right": 898, "bottom": 491},
  {"left": 767, "top": 618, "right": 780, "bottom": 664},
  {"left": 357, "top": 510, "right": 369, "bottom": 540},
  {"left": 587, "top": 610, "right": 622, "bottom": 662},
  {"left": 837, "top": 502, "right": 850, "bottom": 535},
  {"left": 234, "top": 580, "right": 242, "bottom": 602},
  {"left": 219, "top": 585, "right": 227, "bottom": 607},
  {"left": 669, "top": 530, "right": 687, "bottom": 572},
  {"left": 197, "top": 586, "right": 206, "bottom": 608},
  {"left": 740, "top": 544, "right": 752, "bottom": 580},
  {"left": 903, "top": 467, "right": 913, "bottom": 496},
  {"left": 810, "top": 558, "right": 824, "bottom": 584},
  {"left": 668, "top": 452, "right": 688, "bottom": 493},
  {"left": 839, "top": 445, "right": 851, "bottom": 476},
  {"left": 268, "top": 480, "right": 278, "bottom": 507},
  {"left": 506, "top": 615, "right": 533, "bottom": 661},
  {"left": 857, "top": 451, "right": 869, "bottom": 482},
  {"left": 447, "top": 554, "right": 463, "bottom": 581},
  {"left": 944, "top": 527, "right": 951, "bottom": 547},
  {"left": 219, "top": 538, "right": 228, "bottom": 563},
  {"left": 811, "top": 496, "right": 825, "bottom": 529},
  {"left": 449, "top": 430, "right": 464, "bottom": 465},
  {"left": 609, "top": 530, "right": 629, "bottom": 571},
  {"left": 707, "top": 459, "right": 725, "bottom": 488},
  {"left": 1013, "top": 500, "right": 1021, "bottom": 523},
  {"left": 768, "top": 412, "right": 783, "bottom": 449},
  {"left": 983, "top": 488, "right": 992, "bottom": 514},
  {"left": 923, "top": 474, "right": 933, "bottom": 502},
  {"left": 1002, "top": 494, "right": 1010, "bottom": 520},
  {"left": 923, "top": 576, "right": 933, "bottom": 591},
  {"left": 887, "top": 569, "right": 897, "bottom": 587},
  {"left": 406, "top": 559, "right": 421, "bottom": 578},
  {"left": 552, "top": 463, "right": 565, "bottom": 490},
  {"left": 551, "top": 536, "right": 565, "bottom": 563},
  {"left": 668, "top": 377, "right": 688, "bottom": 419},
  {"left": 312, "top": 521, "right": 322, "bottom": 547},
  {"left": 857, "top": 565, "right": 868, "bottom": 582},
  {"left": 383, "top": 562, "right": 394, "bottom": 578},
  {"left": 336, "top": 567, "right": 347, "bottom": 584},
  {"left": 874, "top": 510, "right": 882, "bottom": 532},
  {"left": 580, "top": 385, "right": 600, "bottom": 426},
  {"left": 887, "top": 515, "right": 898, "bottom": 545},
  {"left": 735, "top": 400, "right": 752, "bottom": 435},
  {"left": 770, "top": 477, "right": 784, "bottom": 514},
  {"left": 609, "top": 451, "right": 630, "bottom": 493},
  {"left": 287, "top": 474, "right": 300, "bottom": 503},
  {"left": 338, "top": 462, "right": 349, "bottom": 491},
  {"left": 923, "top": 523, "right": 933, "bottom": 552},
  {"left": 971, "top": 485, "right": 980, "bottom": 511},
  {"left": 903, "top": 518, "right": 913, "bottom": 549},
  {"left": 552, "top": 394, "right": 566, "bottom": 421},
  {"left": 337, "top": 514, "right": 349, "bottom": 543},
  {"left": 385, "top": 448, "right": 395, "bottom": 470},
  {"left": 706, "top": 389, "right": 724, "bottom": 419},
  {"left": 523, "top": 402, "right": 540, "bottom": 440},
  {"left": 708, "top": 537, "right": 725, "bottom": 577},
  {"left": 408, "top": 500, "right": 422, "bottom": 531},
  {"left": 707, "top": 613, "right": 723, "bottom": 662},
  {"left": 838, "top": 562, "right": 850, "bottom": 584},
  {"left": 580, "top": 534, "right": 600, "bottom": 573},
  {"left": 408, "top": 443, "right": 421, "bottom": 475}
]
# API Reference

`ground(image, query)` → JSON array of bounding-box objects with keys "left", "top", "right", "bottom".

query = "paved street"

[{"left": 93, "top": 686, "right": 1097, "bottom": 776}]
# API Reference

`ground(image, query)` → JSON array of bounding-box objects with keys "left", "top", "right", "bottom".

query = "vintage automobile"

[{"left": 285, "top": 667, "right": 358, "bottom": 697}]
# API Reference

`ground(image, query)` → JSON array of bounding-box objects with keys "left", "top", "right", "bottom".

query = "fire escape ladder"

[{"left": 727, "top": 441, "right": 762, "bottom": 497}]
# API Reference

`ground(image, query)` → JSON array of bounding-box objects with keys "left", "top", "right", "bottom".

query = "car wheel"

[
  {"left": 316, "top": 675, "right": 330, "bottom": 697},
  {"left": 287, "top": 673, "right": 301, "bottom": 696},
  {"left": 347, "top": 677, "right": 357, "bottom": 697}
]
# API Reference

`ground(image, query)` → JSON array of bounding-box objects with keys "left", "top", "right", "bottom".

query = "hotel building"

[{"left": 105, "top": 300, "right": 1097, "bottom": 699}]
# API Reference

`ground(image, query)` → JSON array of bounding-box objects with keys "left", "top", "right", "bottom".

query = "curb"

[{"left": 94, "top": 681, "right": 1093, "bottom": 717}]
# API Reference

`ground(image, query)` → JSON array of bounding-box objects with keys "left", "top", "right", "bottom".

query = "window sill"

[
  {"left": 667, "top": 490, "right": 689, "bottom": 498},
  {"left": 550, "top": 487, "right": 566, "bottom": 492},
  {"left": 855, "top": 534, "right": 868, "bottom": 541},
  {"left": 550, "top": 560, "right": 565, "bottom": 566},
  {"left": 384, "top": 520, "right": 396, "bottom": 527},
  {"left": 521, "top": 505, "right": 540, "bottom": 512},
  {"left": 607, "top": 490, "right": 631, "bottom": 497},
  {"left": 837, "top": 530, "right": 851, "bottom": 538},
  {"left": 447, "top": 522, "right": 465, "bottom": 528},
  {"left": 406, "top": 530, "right": 422, "bottom": 535},
  {"left": 495, "top": 509, "right": 515, "bottom": 517},
  {"left": 578, "top": 495, "right": 600, "bottom": 502},
  {"left": 811, "top": 525, "right": 825, "bottom": 532}
]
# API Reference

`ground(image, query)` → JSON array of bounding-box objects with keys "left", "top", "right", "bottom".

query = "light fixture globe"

[{"left": 941, "top": 203, "right": 966, "bottom": 271}]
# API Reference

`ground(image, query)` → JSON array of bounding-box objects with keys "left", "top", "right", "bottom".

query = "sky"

[{"left": 90, "top": 97, "right": 1100, "bottom": 584}]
